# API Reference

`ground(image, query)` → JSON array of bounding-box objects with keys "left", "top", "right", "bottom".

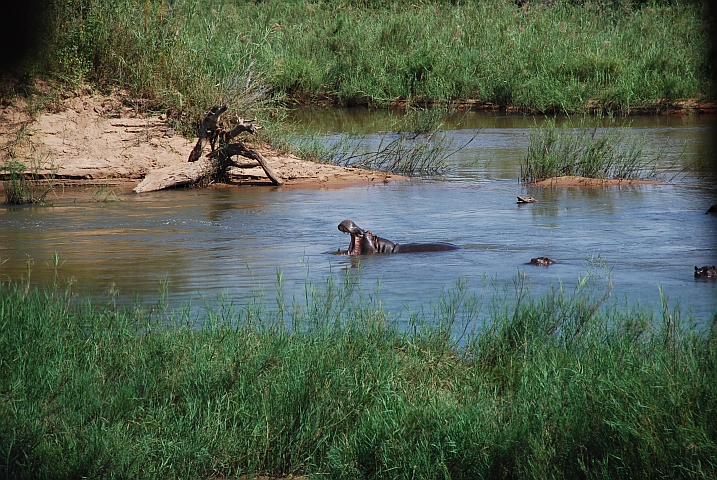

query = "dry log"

[
  {"left": 133, "top": 159, "right": 213, "bottom": 193},
  {"left": 132, "top": 151, "right": 282, "bottom": 193},
  {"left": 134, "top": 105, "right": 282, "bottom": 193},
  {"left": 188, "top": 104, "right": 228, "bottom": 162},
  {"left": 238, "top": 149, "right": 282, "bottom": 186},
  {"left": 207, "top": 143, "right": 283, "bottom": 186},
  {"left": 223, "top": 118, "right": 260, "bottom": 140}
]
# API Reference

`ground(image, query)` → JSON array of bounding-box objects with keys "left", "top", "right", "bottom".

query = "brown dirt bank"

[
  {"left": 290, "top": 93, "right": 717, "bottom": 115},
  {"left": 0, "top": 92, "right": 404, "bottom": 190},
  {"left": 528, "top": 176, "right": 662, "bottom": 188}
]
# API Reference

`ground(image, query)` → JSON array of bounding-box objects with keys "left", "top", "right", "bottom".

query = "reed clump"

[
  {"left": 521, "top": 119, "right": 658, "bottom": 182},
  {"left": 1, "top": 126, "right": 56, "bottom": 205},
  {"left": 1, "top": 160, "right": 56, "bottom": 205},
  {"left": 2, "top": 269, "right": 716, "bottom": 479},
  {"left": 279, "top": 107, "right": 470, "bottom": 174},
  {"left": 329, "top": 129, "right": 452, "bottom": 174}
]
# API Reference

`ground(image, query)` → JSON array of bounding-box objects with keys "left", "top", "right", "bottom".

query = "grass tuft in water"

[
  {"left": 521, "top": 118, "right": 658, "bottom": 182},
  {"left": 281, "top": 107, "right": 474, "bottom": 175},
  {"left": 1, "top": 158, "right": 56, "bottom": 205},
  {"left": 328, "top": 129, "right": 453, "bottom": 174},
  {"left": 1, "top": 269, "right": 716, "bottom": 479},
  {"left": 1, "top": 123, "right": 58, "bottom": 205}
]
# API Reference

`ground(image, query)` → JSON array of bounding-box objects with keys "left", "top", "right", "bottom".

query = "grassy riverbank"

[
  {"left": 2, "top": 273, "right": 716, "bottom": 479},
  {"left": 12, "top": 0, "right": 714, "bottom": 120}
]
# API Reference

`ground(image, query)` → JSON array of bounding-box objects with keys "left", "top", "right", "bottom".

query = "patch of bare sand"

[
  {"left": 529, "top": 175, "right": 661, "bottom": 188},
  {"left": 1, "top": 93, "right": 403, "bottom": 189}
]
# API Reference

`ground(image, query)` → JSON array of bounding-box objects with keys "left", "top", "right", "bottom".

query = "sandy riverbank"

[{"left": 0, "top": 92, "right": 403, "bottom": 190}]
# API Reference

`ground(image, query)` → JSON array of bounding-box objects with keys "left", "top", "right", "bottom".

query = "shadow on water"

[{"left": 2, "top": 109, "right": 716, "bottom": 326}]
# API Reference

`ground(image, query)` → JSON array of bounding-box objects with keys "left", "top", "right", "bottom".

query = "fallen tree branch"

[
  {"left": 134, "top": 105, "right": 282, "bottom": 193},
  {"left": 133, "top": 159, "right": 213, "bottom": 193},
  {"left": 188, "top": 104, "right": 227, "bottom": 162},
  {"left": 207, "top": 142, "right": 283, "bottom": 186}
]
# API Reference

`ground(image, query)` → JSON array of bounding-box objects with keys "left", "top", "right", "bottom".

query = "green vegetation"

[
  {"left": 282, "top": 108, "right": 468, "bottom": 174},
  {"left": 521, "top": 119, "right": 658, "bottom": 182},
  {"left": 1, "top": 127, "right": 56, "bottom": 205},
  {"left": 2, "top": 2, "right": 714, "bottom": 477},
  {"left": 2, "top": 269, "right": 716, "bottom": 479},
  {"left": 327, "top": 129, "right": 453, "bottom": 174},
  {"left": 7, "top": 0, "right": 710, "bottom": 176},
  {"left": 16, "top": 0, "right": 713, "bottom": 121},
  {"left": 88, "top": 183, "right": 121, "bottom": 203}
]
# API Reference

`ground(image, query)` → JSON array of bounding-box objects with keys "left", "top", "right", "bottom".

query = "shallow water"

[{"left": 2, "top": 110, "right": 716, "bottom": 326}]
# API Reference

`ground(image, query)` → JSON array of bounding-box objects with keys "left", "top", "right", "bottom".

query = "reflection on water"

[
  {"left": 287, "top": 105, "right": 717, "bottom": 132},
  {"left": 289, "top": 107, "right": 717, "bottom": 182},
  {"left": 1, "top": 110, "right": 716, "bottom": 326}
]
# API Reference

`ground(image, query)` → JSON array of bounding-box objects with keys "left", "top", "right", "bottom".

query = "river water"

[{"left": 2, "top": 110, "right": 716, "bottom": 326}]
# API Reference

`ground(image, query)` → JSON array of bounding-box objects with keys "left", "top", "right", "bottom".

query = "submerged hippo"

[
  {"left": 694, "top": 265, "right": 717, "bottom": 279},
  {"left": 529, "top": 257, "right": 555, "bottom": 266},
  {"left": 338, "top": 219, "right": 459, "bottom": 255}
]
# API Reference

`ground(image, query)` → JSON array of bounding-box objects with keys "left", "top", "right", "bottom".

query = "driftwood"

[
  {"left": 187, "top": 104, "right": 227, "bottom": 162},
  {"left": 133, "top": 158, "right": 213, "bottom": 194},
  {"left": 206, "top": 142, "right": 282, "bottom": 186},
  {"left": 134, "top": 105, "right": 282, "bottom": 193}
]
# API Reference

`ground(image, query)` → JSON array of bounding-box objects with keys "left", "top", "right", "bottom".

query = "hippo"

[
  {"left": 338, "top": 219, "right": 459, "bottom": 255},
  {"left": 529, "top": 257, "right": 555, "bottom": 266},
  {"left": 694, "top": 265, "right": 716, "bottom": 279}
]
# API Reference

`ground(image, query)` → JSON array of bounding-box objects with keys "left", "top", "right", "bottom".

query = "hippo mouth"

[{"left": 338, "top": 219, "right": 368, "bottom": 255}]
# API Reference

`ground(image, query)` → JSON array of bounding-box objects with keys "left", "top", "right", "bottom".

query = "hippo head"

[
  {"left": 339, "top": 219, "right": 458, "bottom": 255},
  {"left": 338, "top": 220, "right": 377, "bottom": 255},
  {"left": 694, "top": 265, "right": 717, "bottom": 278},
  {"left": 530, "top": 257, "right": 555, "bottom": 266}
]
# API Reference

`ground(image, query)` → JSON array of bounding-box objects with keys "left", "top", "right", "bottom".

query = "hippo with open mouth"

[{"left": 338, "top": 219, "right": 459, "bottom": 255}]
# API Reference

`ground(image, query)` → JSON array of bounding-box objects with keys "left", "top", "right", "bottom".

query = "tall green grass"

[
  {"left": 24, "top": 0, "right": 712, "bottom": 120},
  {"left": 1, "top": 125, "right": 57, "bottom": 204},
  {"left": 328, "top": 129, "right": 454, "bottom": 174},
  {"left": 521, "top": 119, "right": 659, "bottom": 182},
  {"left": 2, "top": 269, "right": 716, "bottom": 479},
  {"left": 282, "top": 108, "right": 469, "bottom": 174}
]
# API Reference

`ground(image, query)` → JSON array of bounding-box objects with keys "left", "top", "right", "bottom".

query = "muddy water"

[{"left": 1, "top": 110, "right": 716, "bottom": 326}]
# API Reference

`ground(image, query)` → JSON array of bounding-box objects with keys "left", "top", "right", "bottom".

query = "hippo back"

[{"left": 393, "top": 242, "right": 460, "bottom": 253}]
